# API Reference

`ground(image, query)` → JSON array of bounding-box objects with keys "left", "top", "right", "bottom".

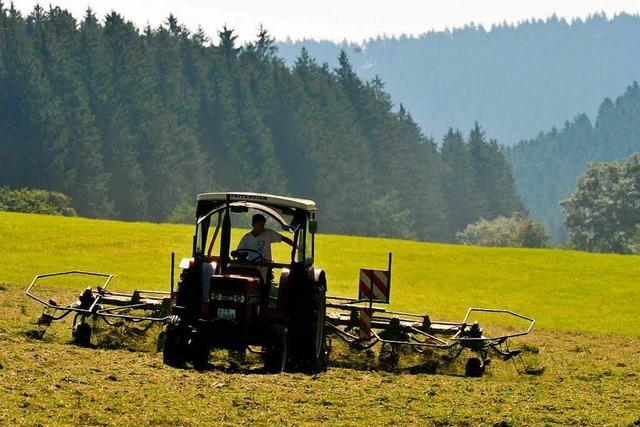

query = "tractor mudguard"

[{"left": 305, "top": 268, "right": 327, "bottom": 291}]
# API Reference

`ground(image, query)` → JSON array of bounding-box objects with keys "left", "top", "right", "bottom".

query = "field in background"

[
  {"left": 1, "top": 212, "right": 639, "bottom": 425},
  {"left": 1, "top": 211, "right": 638, "bottom": 335}
]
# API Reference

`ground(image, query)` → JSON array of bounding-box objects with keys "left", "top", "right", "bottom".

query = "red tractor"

[{"left": 162, "top": 192, "right": 327, "bottom": 372}]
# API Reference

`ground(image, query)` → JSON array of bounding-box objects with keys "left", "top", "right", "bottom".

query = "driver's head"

[{"left": 251, "top": 213, "right": 266, "bottom": 233}]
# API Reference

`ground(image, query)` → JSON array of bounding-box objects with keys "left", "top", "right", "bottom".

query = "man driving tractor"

[{"left": 236, "top": 213, "right": 293, "bottom": 282}]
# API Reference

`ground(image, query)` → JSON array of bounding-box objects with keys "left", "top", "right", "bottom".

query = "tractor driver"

[{"left": 236, "top": 214, "right": 293, "bottom": 282}]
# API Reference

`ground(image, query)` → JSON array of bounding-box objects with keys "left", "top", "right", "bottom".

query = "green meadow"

[
  {"left": 1, "top": 212, "right": 639, "bottom": 426},
  {"left": 1, "top": 211, "right": 638, "bottom": 335}
]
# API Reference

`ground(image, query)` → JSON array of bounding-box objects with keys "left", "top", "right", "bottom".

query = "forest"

[
  {"left": 0, "top": 5, "right": 524, "bottom": 242},
  {"left": 507, "top": 82, "right": 640, "bottom": 241},
  {"left": 278, "top": 14, "right": 640, "bottom": 145}
]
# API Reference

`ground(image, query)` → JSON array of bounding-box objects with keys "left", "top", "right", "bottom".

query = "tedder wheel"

[
  {"left": 264, "top": 325, "right": 288, "bottom": 374},
  {"left": 379, "top": 344, "right": 400, "bottom": 371},
  {"left": 73, "top": 322, "right": 92, "bottom": 347},
  {"left": 465, "top": 357, "right": 485, "bottom": 378},
  {"left": 163, "top": 317, "right": 187, "bottom": 367}
]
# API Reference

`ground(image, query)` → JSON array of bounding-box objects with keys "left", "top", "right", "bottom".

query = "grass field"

[
  {"left": 1, "top": 211, "right": 638, "bottom": 335},
  {"left": 1, "top": 211, "right": 639, "bottom": 425}
]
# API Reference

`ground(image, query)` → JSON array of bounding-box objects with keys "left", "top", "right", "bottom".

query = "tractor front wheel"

[{"left": 264, "top": 325, "right": 288, "bottom": 374}]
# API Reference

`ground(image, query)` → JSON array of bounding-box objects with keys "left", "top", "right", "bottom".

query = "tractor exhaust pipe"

[
  {"left": 170, "top": 252, "right": 175, "bottom": 295},
  {"left": 219, "top": 195, "right": 231, "bottom": 274}
]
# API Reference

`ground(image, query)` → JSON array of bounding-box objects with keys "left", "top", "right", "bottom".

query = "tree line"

[
  {"left": 562, "top": 153, "right": 640, "bottom": 254},
  {"left": 0, "top": 5, "right": 524, "bottom": 241},
  {"left": 506, "top": 82, "right": 640, "bottom": 241}
]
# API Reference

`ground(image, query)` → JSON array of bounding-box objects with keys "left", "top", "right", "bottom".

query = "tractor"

[{"left": 162, "top": 192, "right": 327, "bottom": 372}]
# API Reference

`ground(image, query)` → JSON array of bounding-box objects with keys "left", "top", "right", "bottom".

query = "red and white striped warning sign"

[
  {"left": 358, "top": 307, "right": 373, "bottom": 339},
  {"left": 358, "top": 268, "right": 391, "bottom": 303}
]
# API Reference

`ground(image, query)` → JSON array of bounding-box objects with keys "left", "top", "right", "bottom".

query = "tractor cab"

[
  {"left": 166, "top": 192, "right": 327, "bottom": 372},
  {"left": 191, "top": 192, "right": 316, "bottom": 311}
]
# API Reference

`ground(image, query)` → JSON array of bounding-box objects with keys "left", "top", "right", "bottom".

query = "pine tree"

[
  {"left": 30, "top": 6, "right": 113, "bottom": 216},
  {"left": 99, "top": 12, "right": 149, "bottom": 219},
  {"left": 0, "top": 5, "right": 66, "bottom": 191},
  {"left": 441, "top": 128, "right": 480, "bottom": 233},
  {"left": 146, "top": 16, "right": 209, "bottom": 215},
  {"left": 218, "top": 25, "right": 240, "bottom": 60}
]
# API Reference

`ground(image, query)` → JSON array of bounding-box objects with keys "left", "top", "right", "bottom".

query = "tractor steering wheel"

[{"left": 231, "top": 248, "right": 267, "bottom": 262}]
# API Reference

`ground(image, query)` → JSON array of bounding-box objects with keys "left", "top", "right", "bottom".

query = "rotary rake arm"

[
  {"left": 325, "top": 297, "right": 535, "bottom": 376},
  {"left": 26, "top": 270, "right": 171, "bottom": 345},
  {"left": 324, "top": 252, "right": 535, "bottom": 377}
]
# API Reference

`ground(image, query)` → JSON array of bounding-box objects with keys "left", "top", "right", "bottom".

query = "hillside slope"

[
  {"left": 1, "top": 212, "right": 638, "bottom": 335},
  {"left": 278, "top": 14, "right": 640, "bottom": 145}
]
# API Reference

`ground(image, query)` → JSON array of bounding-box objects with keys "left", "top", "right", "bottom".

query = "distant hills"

[
  {"left": 278, "top": 14, "right": 640, "bottom": 145},
  {"left": 506, "top": 82, "right": 640, "bottom": 240}
]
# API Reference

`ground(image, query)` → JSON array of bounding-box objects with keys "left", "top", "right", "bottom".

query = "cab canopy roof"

[{"left": 196, "top": 192, "right": 316, "bottom": 212}]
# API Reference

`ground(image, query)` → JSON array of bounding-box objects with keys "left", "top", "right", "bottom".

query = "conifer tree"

[
  {"left": 30, "top": 6, "right": 113, "bottom": 216},
  {"left": 99, "top": 12, "right": 149, "bottom": 219},
  {"left": 0, "top": 5, "right": 66, "bottom": 191},
  {"left": 441, "top": 129, "right": 479, "bottom": 233}
]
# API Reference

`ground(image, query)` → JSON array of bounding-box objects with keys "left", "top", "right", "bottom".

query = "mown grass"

[
  {"left": 1, "top": 211, "right": 639, "bottom": 335},
  {"left": 1, "top": 212, "right": 640, "bottom": 425},
  {"left": 1, "top": 284, "right": 639, "bottom": 426}
]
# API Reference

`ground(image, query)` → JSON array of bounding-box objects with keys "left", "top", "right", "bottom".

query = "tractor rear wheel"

[
  {"left": 290, "top": 280, "right": 327, "bottom": 372},
  {"left": 163, "top": 317, "right": 187, "bottom": 367},
  {"left": 264, "top": 325, "right": 288, "bottom": 373},
  {"left": 308, "top": 286, "right": 328, "bottom": 371}
]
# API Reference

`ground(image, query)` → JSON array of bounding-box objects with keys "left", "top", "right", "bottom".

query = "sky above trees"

[{"left": 10, "top": 0, "right": 640, "bottom": 42}]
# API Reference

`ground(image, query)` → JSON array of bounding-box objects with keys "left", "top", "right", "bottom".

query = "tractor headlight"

[{"left": 233, "top": 294, "right": 246, "bottom": 303}]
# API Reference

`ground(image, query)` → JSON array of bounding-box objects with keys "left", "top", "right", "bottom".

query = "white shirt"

[{"left": 237, "top": 228, "right": 282, "bottom": 262}]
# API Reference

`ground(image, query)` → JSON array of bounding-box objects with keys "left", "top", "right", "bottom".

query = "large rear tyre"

[
  {"left": 289, "top": 277, "right": 328, "bottom": 372},
  {"left": 163, "top": 317, "right": 187, "bottom": 367},
  {"left": 308, "top": 286, "right": 328, "bottom": 372},
  {"left": 264, "top": 325, "right": 288, "bottom": 374}
]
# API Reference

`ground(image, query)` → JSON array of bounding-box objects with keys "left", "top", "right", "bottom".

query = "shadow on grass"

[{"left": 20, "top": 317, "right": 544, "bottom": 378}]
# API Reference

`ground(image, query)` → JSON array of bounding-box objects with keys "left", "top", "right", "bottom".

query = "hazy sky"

[{"left": 11, "top": 0, "right": 640, "bottom": 42}]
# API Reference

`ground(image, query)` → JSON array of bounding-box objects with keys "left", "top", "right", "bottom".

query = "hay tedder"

[
  {"left": 26, "top": 192, "right": 534, "bottom": 377},
  {"left": 26, "top": 271, "right": 170, "bottom": 346},
  {"left": 325, "top": 253, "right": 535, "bottom": 376}
]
